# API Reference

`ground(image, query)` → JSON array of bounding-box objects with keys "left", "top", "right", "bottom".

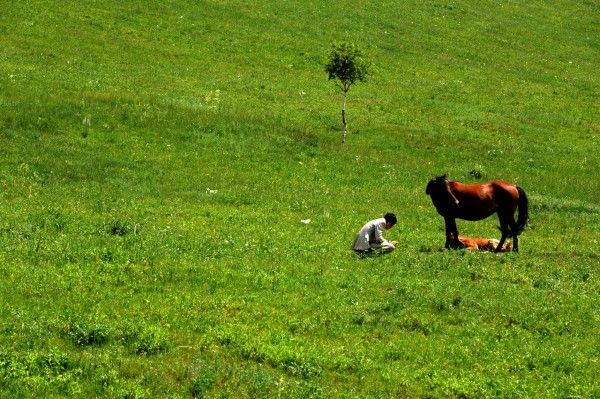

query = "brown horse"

[{"left": 426, "top": 175, "right": 528, "bottom": 252}]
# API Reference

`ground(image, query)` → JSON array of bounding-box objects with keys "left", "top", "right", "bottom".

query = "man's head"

[{"left": 384, "top": 212, "right": 397, "bottom": 229}]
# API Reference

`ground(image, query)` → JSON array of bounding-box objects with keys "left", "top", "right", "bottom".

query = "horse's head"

[
  {"left": 426, "top": 175, "right": 459, "bottom": 214},
  {"left": 425, "top": 175, "right": 448, "bottom": 196}
]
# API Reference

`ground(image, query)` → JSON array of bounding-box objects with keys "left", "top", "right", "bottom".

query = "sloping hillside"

[{"left": 1, "top": 1, "right": 598, "bottom": 397}]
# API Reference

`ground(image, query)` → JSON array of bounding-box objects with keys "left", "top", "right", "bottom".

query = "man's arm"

[{"left": 374, "top": 222, "right": 386, "bottom": 244}]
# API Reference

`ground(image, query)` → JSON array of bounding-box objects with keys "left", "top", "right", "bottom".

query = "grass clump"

[{"left": 64, "top": 320, "right": 112, "bottom": 347}]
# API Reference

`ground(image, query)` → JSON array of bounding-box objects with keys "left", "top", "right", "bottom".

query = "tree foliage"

[{"left": 325, "top": 42, "right": 370, "bottom": 94}]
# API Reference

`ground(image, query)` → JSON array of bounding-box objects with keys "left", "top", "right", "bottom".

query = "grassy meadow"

[{"left": 1, "top": 0, "right": 599, "bottom": 397}]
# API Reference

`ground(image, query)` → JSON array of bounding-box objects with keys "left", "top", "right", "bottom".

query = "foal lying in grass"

[{"left": 450, "top": 233, "right": 512, "bottom": 252}]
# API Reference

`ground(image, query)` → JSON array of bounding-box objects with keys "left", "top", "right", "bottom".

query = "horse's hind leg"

[
  {"left": 496, "top": 217, "right": 511, "bottom": 253},
  {"left": 497, "top": 213, "right": 517, "bottom": 252},
  {"left": 511, "top": 221, "right": 519, "bottom": 252},
  {"left": 496, "top": 232, "right": 508, "bottom": 253},
  {"left": 508, "top": 216, "right": 519, "bottom": 252}
]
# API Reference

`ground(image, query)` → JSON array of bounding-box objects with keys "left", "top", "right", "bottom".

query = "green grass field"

[{"left": 1, "top": 1, "right": 599, "bottom": 397}]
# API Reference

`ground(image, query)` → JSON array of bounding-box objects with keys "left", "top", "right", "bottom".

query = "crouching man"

[{"left": 351, "top": 213, "right": 397, "bottom": 255}]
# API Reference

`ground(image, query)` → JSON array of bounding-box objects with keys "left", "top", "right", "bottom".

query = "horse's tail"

[{"left": 515, "top": 186, "right": 529, "bottom": 235}]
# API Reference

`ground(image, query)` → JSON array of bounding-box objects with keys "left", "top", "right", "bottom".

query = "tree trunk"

[{"left": 341, "top": 93, "right": 347, "bottom": 145}]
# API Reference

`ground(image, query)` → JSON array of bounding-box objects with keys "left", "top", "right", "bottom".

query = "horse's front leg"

[
  {"left": 444, "top": 217, "right": 452, "bottom": 248},
  {"left": 444, "top": 217, "right": 461, "bottom": 249}
]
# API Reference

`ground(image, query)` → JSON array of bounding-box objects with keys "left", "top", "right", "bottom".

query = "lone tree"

[{"left": 325, "top": 42, "right": 370, "bottom": 145}]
